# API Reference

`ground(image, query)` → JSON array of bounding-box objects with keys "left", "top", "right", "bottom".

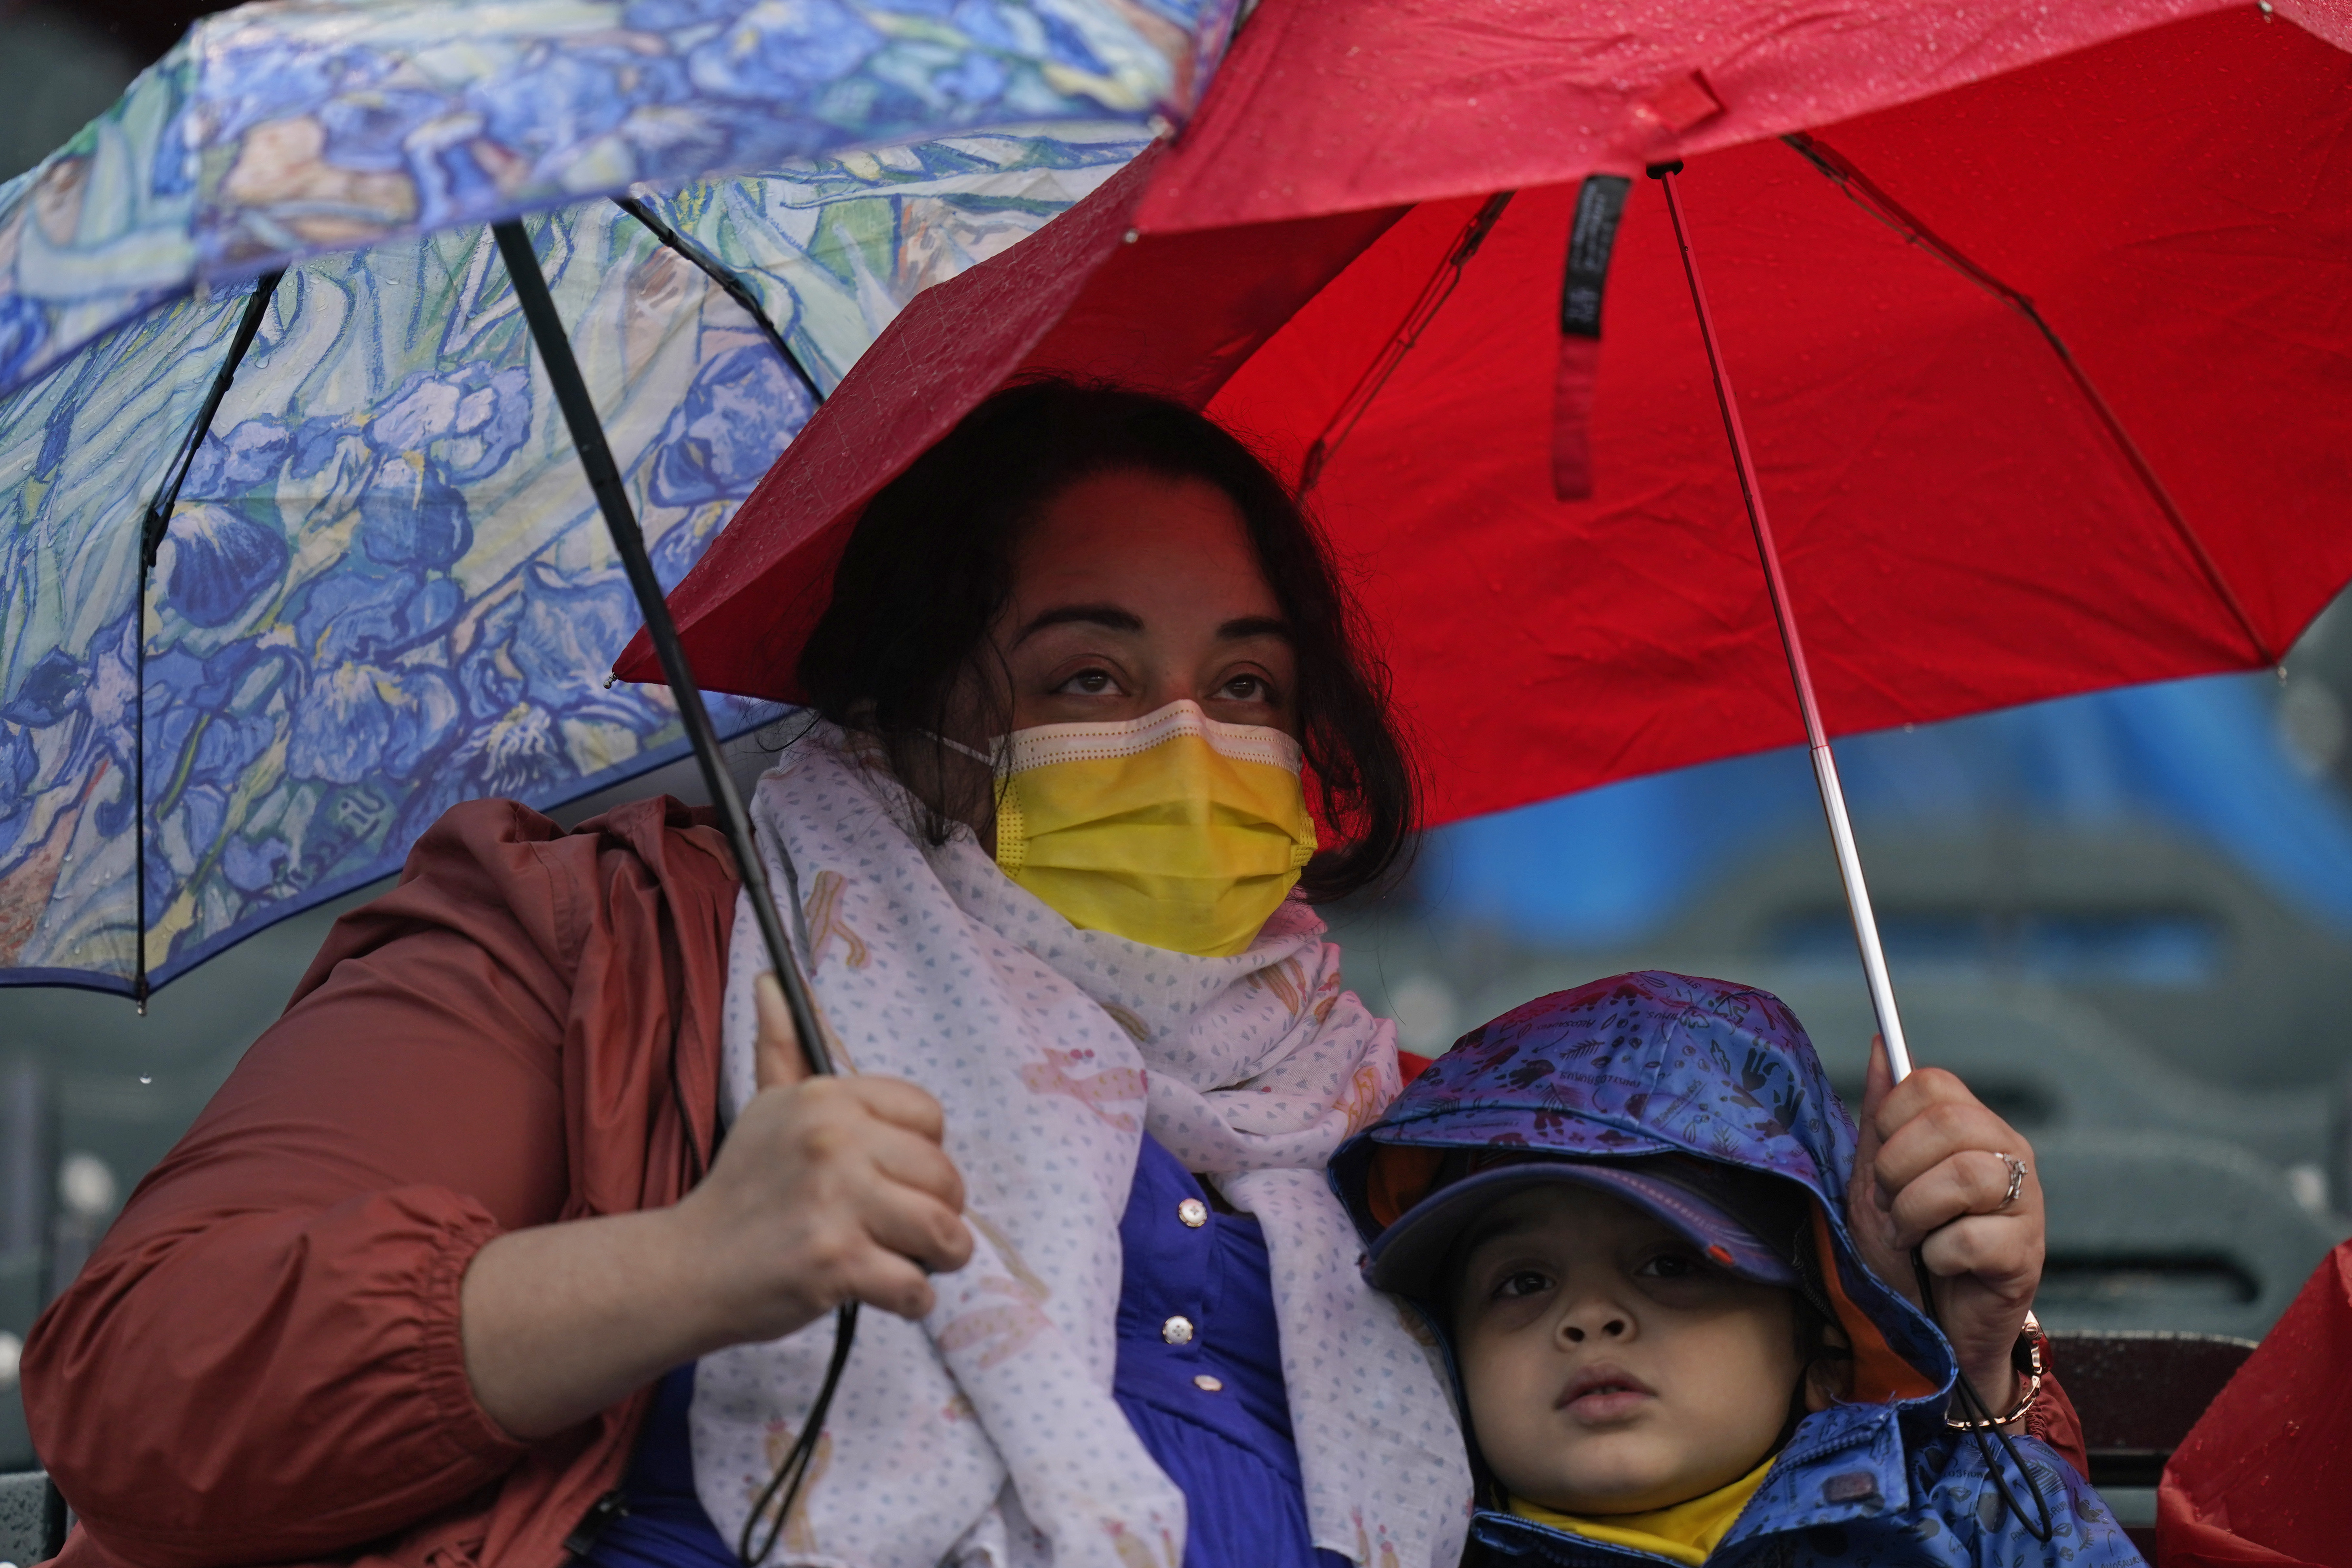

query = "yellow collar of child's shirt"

[{"left": 1507, "top": 1455, "right": 1776, "bottom": 1566}]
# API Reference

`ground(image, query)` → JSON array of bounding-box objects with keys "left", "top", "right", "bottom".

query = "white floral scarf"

[{"left": 689, "top": 729, "right": 1469, "bottom": 1568}]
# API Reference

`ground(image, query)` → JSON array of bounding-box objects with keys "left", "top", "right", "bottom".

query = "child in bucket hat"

[{"left": 1332, "top": 971, "right": 2142, "bottom": 1567}]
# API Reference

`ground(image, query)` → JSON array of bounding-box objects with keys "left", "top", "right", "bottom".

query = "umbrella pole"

[
  {"left": 495, "top": 220, "right": 851, "bottom": 1566},
  {"left": 1648, "top": 164, "right": 1915, "bottom": 1082},
  {"left": 490, "top": 219, "right": 832, "bottom": 1079},
  {"left": 1652, "top": 176, "right": 2057, "bottom": 1541}
]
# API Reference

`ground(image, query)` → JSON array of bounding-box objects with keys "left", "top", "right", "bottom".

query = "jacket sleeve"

[
  {"left": 21, "top": 801, "right": 594, "bottom": 1568},
  {"left": 2027, "top": 1368, "right": 2089, "bottom": 1481},
  {"left": 1913, "top": 1425, "right": 2143, "bottom": 1566}
]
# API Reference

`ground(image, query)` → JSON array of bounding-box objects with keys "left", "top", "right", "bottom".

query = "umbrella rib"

[
  {"left": 612, "top": 195, "right": 828, "bottom": 408},
  {"left": 1781, "top": 132, "right": 2275, "bottom": 666},
  {"left": 492, "top": 213, "right": 855, "bottom": 1568},
  {"left": 130, "top": 268, "right": 285, "bottom": 1010},
  {"left": 1300, "top": 192, "right": 1515, "bottom": 492}
]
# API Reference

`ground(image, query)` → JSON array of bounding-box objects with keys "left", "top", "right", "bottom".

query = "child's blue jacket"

[{"left": 1330, "top": 970, "right": 2144, "bottom": 1568}]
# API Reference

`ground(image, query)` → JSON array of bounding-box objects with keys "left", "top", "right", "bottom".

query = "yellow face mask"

[{"left": 993, "top": 700, "right": 1319, "bottom": 957}]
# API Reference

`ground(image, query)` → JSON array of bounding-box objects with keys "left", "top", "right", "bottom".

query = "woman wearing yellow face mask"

[
  {"left": 675, "top": 379, "right": 1461, "bottom": 1568},
  {"left": 800, "top": 378, "right": 1411, "bottom": 956},
  {"left": 27, "top": 381, "right": 1470, "bottom": 1568}
]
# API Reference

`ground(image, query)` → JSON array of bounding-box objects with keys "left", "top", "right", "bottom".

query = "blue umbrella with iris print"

[{"left": 0, "top": 0, "right": 1227, "bottom": 1000}]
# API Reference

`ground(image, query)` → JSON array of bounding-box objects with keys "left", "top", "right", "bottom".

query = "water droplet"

[{"left": 138, "top": 1075, "right": 153, "bottom": 1085}]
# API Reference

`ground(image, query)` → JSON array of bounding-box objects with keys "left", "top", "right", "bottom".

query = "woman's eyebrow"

[
  {"left": 1016, "top": 603, "right": 1144, "bottom": 643},
  {"left": 1218, "top": 615, "right": 1291, "bottom": 642}
]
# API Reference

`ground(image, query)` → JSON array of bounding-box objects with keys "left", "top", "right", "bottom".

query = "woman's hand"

[
  {"left": 674, "top": 974, "right": 975, "bottom": 1343},
  {"left": 460, "top": 975, "right": 971, "bottom": 1439},
  {"left": 1846, "top": 1035, "right": 2043, "bottom": 1424}
]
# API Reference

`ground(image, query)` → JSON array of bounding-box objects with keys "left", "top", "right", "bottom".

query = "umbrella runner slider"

[
  {"left": 1646, "top": 163, "right": 1915, "bottom": 1084},
  {"left": 490, "top": 219, "right": 851, "bottom": 1566}
]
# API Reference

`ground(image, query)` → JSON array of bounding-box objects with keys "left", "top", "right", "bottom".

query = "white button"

[
  {"left": 1194, "top": 1374, "right": 1224, "bottom": 1392},
  {"left": 1162, "top": 1315, "right": 1195, "bottom": 1345},
  {"left": 1177, "top": 1198, "right": 1209, "bottom": 1228}
]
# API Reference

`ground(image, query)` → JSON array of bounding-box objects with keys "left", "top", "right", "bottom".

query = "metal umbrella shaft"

[
  {"left": 1650, "top": 179, "right": 2058, "bottom": 1543},
  {"left": 489, "top": 220, "right": 831, "bottom": 1077},
  {"left": 1649, "top": 164, "right": 1916, "bottom": 1083},
  {"left": 493, "top": 219, "right": 850, "bottom": 1565}
]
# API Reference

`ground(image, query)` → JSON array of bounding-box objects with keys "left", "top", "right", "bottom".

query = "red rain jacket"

[
  {"left": 20, "top": 796, "right": 2086, "bottom": 1567},
  {"left": 21, "top": 797, "right": 737, "bottom": 1568}
]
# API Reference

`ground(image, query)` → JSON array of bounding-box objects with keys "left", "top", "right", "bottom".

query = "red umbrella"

[{"left": 616, "top": 0, "right": 2352, "bottom": 1070}]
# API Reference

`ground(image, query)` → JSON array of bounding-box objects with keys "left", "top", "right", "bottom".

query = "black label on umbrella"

[{"left": 1560, "top": 175, "right": 1632, "bottom": 339}]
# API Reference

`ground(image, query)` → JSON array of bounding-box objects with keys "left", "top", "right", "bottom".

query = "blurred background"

[{"left": 6, "top": 0, "right": 2352, "bottom": 1470}]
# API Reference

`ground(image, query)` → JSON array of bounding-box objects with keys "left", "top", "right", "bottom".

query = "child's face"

[{"left": 1450, "top": 1184, "right": 1803, "bottom": 1516}]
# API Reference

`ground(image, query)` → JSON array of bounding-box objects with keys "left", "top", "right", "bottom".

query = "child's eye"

[
  {"left": 1635, "top": 1251, "right": 1705, "bottom": 1281},
  {"left": 1493, "top": 1268, "right": 1553, "bottom": 1300}
]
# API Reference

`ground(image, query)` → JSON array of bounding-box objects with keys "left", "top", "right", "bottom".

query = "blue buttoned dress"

[{"left": 585, "top": 1134, "right": 1346, "bottom": 1568}]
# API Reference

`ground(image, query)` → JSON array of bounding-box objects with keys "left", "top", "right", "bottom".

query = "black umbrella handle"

[{"left": 490, "top": 219, "right": 832, "bottom": 1080}]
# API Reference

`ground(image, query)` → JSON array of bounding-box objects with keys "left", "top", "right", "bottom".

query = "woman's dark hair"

[{"left": 795, "top": 376, "right": 1417, "bottom": 901}]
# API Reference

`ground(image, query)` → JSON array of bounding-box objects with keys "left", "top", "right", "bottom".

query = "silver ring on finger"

[{"left": 1995, "top": 1152, "right": 2029, "bottom": 1211}]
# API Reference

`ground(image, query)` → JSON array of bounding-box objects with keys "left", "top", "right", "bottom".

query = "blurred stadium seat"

[
  {"left": 2048, "top": 1330, "right": 2255, "bottom": 1556},
  {"left": 1759, "top": 978, "right": 2336, "bottom": 1179},
  {"left": 2030, "top": 1133, "right": 2340, "bottom": 1339},
  {"left": 1669, "top": 828, "right": 2352, "bottom": 1093}
]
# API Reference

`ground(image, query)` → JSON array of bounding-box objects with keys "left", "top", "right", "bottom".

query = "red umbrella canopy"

[{"left": 618, "top": 0, "right": 2352, "bottom": 829}]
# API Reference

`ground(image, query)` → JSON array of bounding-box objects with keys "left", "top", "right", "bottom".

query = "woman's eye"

[
  {"left": 1218, "top": 673, "right": 1273, "bottom": 702},
  {"left": 1494, "top": 1269, "right": 1552, "bottom": 1300},
  {"left": 1056, "top": 668, "right": 1120, "bottom": 696}
]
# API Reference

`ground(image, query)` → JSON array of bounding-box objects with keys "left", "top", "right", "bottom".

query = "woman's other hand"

[
  {"left": 460, "top": 974, "right": 971, "bottom": 1440},
  {"left": 1846, "top": 1035, "right": 2043, "bottom": 1424}
]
